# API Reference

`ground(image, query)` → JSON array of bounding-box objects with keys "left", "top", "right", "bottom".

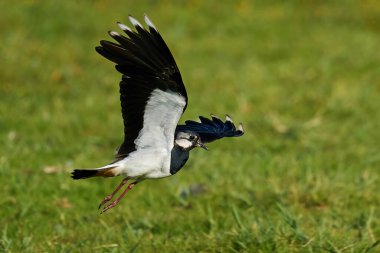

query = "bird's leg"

[
  {"left": 100, "top": 181, "right": 138, "bottom": 213},
  {"left": 98, "top": 177, "right": 129, "bottom": 209}
]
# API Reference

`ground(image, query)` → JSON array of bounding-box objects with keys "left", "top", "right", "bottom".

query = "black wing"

[
  {"left": 96, "top": 15, "right": 188, "bottom": 160},
  {"left": 176, "top": 114, "right": 244, "bottom": 143}
]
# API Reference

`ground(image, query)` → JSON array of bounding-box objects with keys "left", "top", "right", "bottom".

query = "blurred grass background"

[{"left": 1, "top": 0, "right": 380, "bottom": 252}]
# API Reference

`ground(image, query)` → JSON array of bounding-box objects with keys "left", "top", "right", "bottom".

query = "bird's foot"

[
  {"left": 97, "top": 177, "right": 130, "bottom": 210},
  {"left": 99, "top": 181, "right": 138, "bottom": 214},
  {"left": 100, "top": 200, "right": 120, "bottom": 214},
  {"left": 98, "top": 195, "right": 113, "bottom": 210}
]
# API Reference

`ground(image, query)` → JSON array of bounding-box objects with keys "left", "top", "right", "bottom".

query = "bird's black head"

[{"left": 175, "top": 131, "right": 208, "bottom": 151}]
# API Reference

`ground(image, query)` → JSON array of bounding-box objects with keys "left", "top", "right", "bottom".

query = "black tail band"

[{"left": 71, "top": 169, "right": 98, "bottom": 180}]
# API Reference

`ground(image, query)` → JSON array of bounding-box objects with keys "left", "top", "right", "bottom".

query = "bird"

[{"left": 71, "top": 15, "right": 244, "bottom": 213}]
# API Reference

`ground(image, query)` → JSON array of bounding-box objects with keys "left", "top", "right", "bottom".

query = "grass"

[{"left": 1, "top": 0, "right": 380, "bottom": 252}]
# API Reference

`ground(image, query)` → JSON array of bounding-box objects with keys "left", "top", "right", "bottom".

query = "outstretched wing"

[
  {"left": 176, "top": 114, "right": 244, "bottom": 143},
  {"left": 96, "top": 15, "right": 187, "bottom": 160}
]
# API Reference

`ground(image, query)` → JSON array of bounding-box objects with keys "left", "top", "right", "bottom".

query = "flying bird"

[{"left": 72, "top": 15, "right": 244, "bottom": 213}]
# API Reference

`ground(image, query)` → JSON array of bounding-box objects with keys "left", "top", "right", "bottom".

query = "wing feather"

[
  {"left": 176, "top": 115, "right": 244, "bottom": 143},
  {"left": 96, "top": 15, "right": 188, "bottom": 160}
]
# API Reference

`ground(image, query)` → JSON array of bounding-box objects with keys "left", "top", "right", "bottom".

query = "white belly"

[{"left": 115, "top": 148, "right": 172, "bottom": 179}]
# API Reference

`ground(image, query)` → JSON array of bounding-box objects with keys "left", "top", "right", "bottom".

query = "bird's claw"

[
  {"left": 98, "top": 195, "right": 113, "bottom": 210},
  {"left": 97, "top": 180, "right": 137, "bottom": 213},
  {"left": 100, "top": 201, "right": 118, "bottom": 214}
]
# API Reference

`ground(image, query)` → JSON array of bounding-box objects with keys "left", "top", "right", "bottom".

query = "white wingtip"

[
  {"left": 238, "top": 123, "right": 244, "bottom": 133},
  {"left": 129, "top": 15, "right": 143, "bottom": 28},
  {"left": 109, "top": 31, "right": 120, "bottom": 37},
  {"left": 225, "top": 114, "right": 234, "bottom": 123},
  {"left": 117, "top": 22, "right": 132, "bottom": 32},
  {"left": 144, "top": 14, "right": 157, "bottom": 30}
]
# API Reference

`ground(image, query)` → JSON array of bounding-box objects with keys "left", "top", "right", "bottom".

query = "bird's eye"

[{"left": 189, "top": 135, "right": 195, "bottom": 140}]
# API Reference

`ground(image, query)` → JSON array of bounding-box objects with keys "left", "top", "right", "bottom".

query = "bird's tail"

[{"left": 71, "top": 165, "right": 119, "bottom": 180}]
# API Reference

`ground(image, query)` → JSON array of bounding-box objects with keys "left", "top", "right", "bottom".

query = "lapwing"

[{"left": 72, "top": 15, "right": 244, "bottom": 213}]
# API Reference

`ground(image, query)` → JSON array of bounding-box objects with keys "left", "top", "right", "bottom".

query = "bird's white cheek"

[{"left": 175, "top": 139, "right": 193, "bottom": 149}]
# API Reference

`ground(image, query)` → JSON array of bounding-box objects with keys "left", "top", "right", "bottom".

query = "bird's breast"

[{"left": 169, "top": 145, "right": 190, "bottom": 175}]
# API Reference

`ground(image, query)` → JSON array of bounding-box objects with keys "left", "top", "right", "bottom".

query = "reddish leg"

[
  {"left": 98, "top": 178, "right": 129, "bottom": 210},
  {"left": 101, "top": 181, "right": 138, "bottom": 213}
]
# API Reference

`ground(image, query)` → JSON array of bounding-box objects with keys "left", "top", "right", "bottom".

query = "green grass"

[{"left": 1, "top": 0, "right": 380, "bottom": 252}]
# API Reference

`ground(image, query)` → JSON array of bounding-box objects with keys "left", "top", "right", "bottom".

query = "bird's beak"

[{"left": 197, "top": 140, "right": 208, "bottom": 151}]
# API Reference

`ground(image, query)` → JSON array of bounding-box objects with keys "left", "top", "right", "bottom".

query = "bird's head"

[{"left": 175, "top": 131, "right": 208, "bottom": 151}]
